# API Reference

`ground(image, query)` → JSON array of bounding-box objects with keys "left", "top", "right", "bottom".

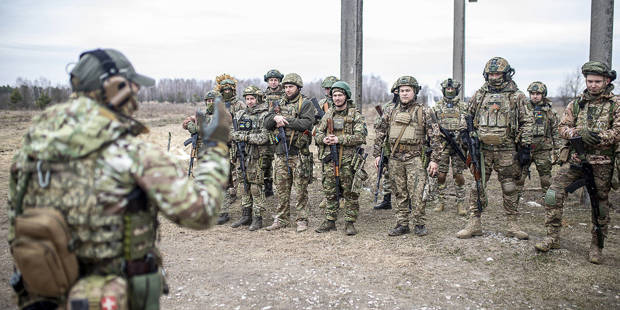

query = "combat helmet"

[
  {"left": 390, "top": 80, "right": 399, "bottom": 93},
  {"left": 394, "top": 75, "right": 421, "bottom": 94},
  {"left": 282, "top": 73, "right": 303, "bottom": 88},
  {"left": 321, "top": 76, "right": 339, "bottom": 88},
  {"left": 330, "top": 81, "right": 352, "bottom": 99},
  {"left": 440, "top": 78, "right": 462, "bottom": 99},
  {"left": 215, "top": 74, "right": 237, "bottom": 92},
  {"left": 527, "top": 81, "right": 548, "bottom": 97},
  {"left": 243, "top": 85, "right": 264, "bottom": 103},
  {"left": 264, "top": 69, "right": 284, "bottom": 82},
  {"left": 204, "top": 90, "right": 220, "bottom": 100},
  {"left": 581, "top": 61, "right": 617, "bottom": 82},
  {"left": 483, "top": 57, "right": 515, "bottom": 81}
]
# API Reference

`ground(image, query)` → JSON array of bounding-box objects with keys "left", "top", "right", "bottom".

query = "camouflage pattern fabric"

[
  {"left": 67, "top": 275, "right": 128, "bottom": 310},
  {"left": 272, "top": 154, "right": 311, "bottom": 224},
  {"left": 264, "top": 85, "right": 284, "bottom": 110},
  {"left": 517, "top": 150, "right": 554, "bottom": 194},
  {"left": 374, "top": 101, "right": 394, "bottom": 196},
  {"left": 224, "top": 97, "right": 247, "bottom": 212},
  {"left": 183, "top": 109, "right": 214, "bottom": 175},
  {"left": 389, "top": 157, "right": 427, "bottom": 226},
  {"left": 315, "top": 106, "right": 367, "bottom": 222}
]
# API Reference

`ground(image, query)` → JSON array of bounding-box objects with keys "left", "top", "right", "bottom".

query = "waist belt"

[{"left": 393, "top": 144, "right": 421, "bottom": 153}]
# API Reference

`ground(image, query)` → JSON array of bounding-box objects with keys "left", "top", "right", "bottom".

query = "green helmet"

[
  {"left": 395, "top": 75, "right": 421, "bottom": 94},
  {"left": 243, "top": 85, "right": 264, "bottom": 102},
  {"left": 440, "top": 78, "right": 462, "bottom": 99},
  {"left": 70, "top": 48, "right": 155, "bottom": 92},
  {"left": 330, "top": 81, "right": 352, "bottom": 99},
  {"left": 321, "top": 76, "right": 339, "bottom": 88},
  {"left": 581, "top": 61, "right": 617, "bottom": 81},
  {"left": 282, "top": 73, "right": 303, "bottom": 88},
  {"left": 483, "top": 57, "right": 515, "bottom": 80},
  {"left": 390, "top": 80, "right": 399, "bottom": 93},
  {"left": 527, "top": 81, "right": 548, "bottom": 97},
  {"left": 264, "top": 69, "right": 284, "bottom": 82},
  {"left": 204, "top": 90, "right": 220, "bottom": 100}
]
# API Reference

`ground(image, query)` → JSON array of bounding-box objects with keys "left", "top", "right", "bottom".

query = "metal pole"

[
  {"left": 590, "top": 0, "right": 614, "bottom": 67},
  {"left": 340, "top": 0, "right": 363, "bottom": 110},
  {"left": 453, "top": 0, "right": 465, "bottom": 100}
]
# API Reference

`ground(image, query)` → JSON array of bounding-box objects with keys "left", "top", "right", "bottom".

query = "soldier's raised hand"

[{"left": 201, "top": 97, "right": 231, "bottom": 144}]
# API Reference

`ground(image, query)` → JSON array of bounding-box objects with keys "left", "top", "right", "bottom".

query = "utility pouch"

[
  {"left": 352, "top": 168, "right": 368, "bottom": 194},
  {"left": 129, "top": 270, "right": 162, "bottom": 310},
  {"left": 67, "top": 275, "right": 128, "bottom": 310},
  {"left": 11, "top": 208, "right": 78, "bottom": 297},
  {"left": 558, "top": 143, "right": 570, "bottom": 164}
]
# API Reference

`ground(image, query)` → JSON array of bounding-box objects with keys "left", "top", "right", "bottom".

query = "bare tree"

[{"left": 557, "top": 68, "right": 583, "bottom": 106}]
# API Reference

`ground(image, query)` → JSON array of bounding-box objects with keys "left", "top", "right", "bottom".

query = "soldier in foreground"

[
  {"left": 516, "top": 81, "right": 560, "bottom": 199},
  {"left": 457, "top": 57, "right": 534, "bottom": 240},
  {"left": 535, "top": 61, "right": 618, "bottom": 264},
  {"left": 374, "top": 81, "right": 399, "bottom": 210},
  {"left": 7, "top": 48, "right": 230, "bottom": 309},
  {"left": 230, "top": 86, "right": 274, "bottom": 231},
  {"left": 373, "top": 76, "right": 442, "bottom": 236},
  {"left": 264, "top": 73, "right": 316, "bottom": 232},
  {"left": 182, "top": 90, "right": 219, "bottom": 175},
  {"left": 263, "top": 69, "right": 285, "bottom": 197},
  {"left": 431, "top": 79, "right": 468, "bottom": 216},
  {"left": 315, "top": 81, "right": 368, "bottom": 235}
]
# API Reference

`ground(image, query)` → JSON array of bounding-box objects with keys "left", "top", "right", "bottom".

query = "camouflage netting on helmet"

[
  {"left": 581, "top": 61, "right": 617, "bottom": 82},
  {"left": 321, "top": 76, "right": 339, "bottom": 88},
  {"left": 282, "top": 73, "right": 303, "bottom": 88},
  {"left": 527, "top": 81, "right": 548, "bottom": 97},
  {"left": 215, "top": 74, "right": 238, "bottom": 92}
]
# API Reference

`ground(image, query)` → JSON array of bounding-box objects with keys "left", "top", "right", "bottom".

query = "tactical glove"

[
  {"left": 515, "top": 144, "right": 531, "bottom": 167},
  {"left": 200, "top": 98, "right": 231, "bottom": 145},
  {"left": 578, "top": 129, "right": 600, "bottom": 146}
]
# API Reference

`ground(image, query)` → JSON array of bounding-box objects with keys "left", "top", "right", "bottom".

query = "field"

[{"left": 0, "top": 102, "right": 618, "bottom": 309}]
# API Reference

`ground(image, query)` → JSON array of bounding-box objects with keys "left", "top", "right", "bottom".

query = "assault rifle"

[
  {"left": 463, "top": 115, "right": 483, "bottom": 213},
  {"left": 325, "top": 118, "right": 341, "bottom": 204},
  {"left": 273, "top": 100, "right": 292, "bottom": 176},
  {"left": 232, "top": 118, "right": 250, "bottom": 193},
  {"left": 183, "top": 132, "right": 198, "bottom": 177},
  {"left": 564, "top": 137, "right": 604, "bottom": 248},
  {"left": 437, "top": 125, "right": 467, "bottom": 163},
  {"left": 374, "top": 105, "right": 389, "bottom": 203}
]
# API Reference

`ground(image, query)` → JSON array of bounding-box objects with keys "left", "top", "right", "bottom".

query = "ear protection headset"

[{"left": 78, "top": 49, "right": 136, "bottom": 111}]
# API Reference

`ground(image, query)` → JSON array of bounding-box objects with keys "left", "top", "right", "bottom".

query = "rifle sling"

[{"left": 390, "top": 105, "right": 416, "bottom": 157}]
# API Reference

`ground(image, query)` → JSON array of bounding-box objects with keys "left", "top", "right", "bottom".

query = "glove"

[
  {"left": 186, "top": 121, "right": 198, "bottom": 134},
  {"left": 182, "top": 115, "right": 196, "bottom": 130},
  {"left": 200, "top": 98, "right": 231, "bottom": 145},
  {"left": 578, "top": 129, "right": 600, "bottom": 145},
  {"left": 516, "top": 144, "right": 531, "bottom": 167}
]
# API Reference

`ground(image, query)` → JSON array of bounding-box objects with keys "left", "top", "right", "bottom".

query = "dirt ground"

[{"left": 0, "top": 104, "right": 618, "bottom": 309}]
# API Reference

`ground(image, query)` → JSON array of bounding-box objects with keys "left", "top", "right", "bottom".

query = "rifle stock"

[
  {"left": 327, "top": 118, "right": 341, "bottom": 202},
  {"left": 232, "top": 118, "right": 250, "bottom": 193},
  {"left": 464, "top": 115, "right": 484, "bottom": 213}
]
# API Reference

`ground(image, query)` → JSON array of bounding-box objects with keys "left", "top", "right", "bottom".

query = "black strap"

[{"left": 79, "top": 49, "right": 118, "bottom": 77}]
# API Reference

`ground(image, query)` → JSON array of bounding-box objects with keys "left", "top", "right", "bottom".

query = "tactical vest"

[
  {"left": 531, "top": 102, "right": 551, "bottom": 144},
  {"left": 389, "top": 104, "right": 425, "bottom": 152},
  {"left": 277, "top": 95, "right": 312, "bottom": 154},
  {"left": 237, "top": 108, "right": 271, "bottom": 157},
  {"left": 265, "top": 88, "right": 284, "bottom": 109},
  {"left": 474, "top": 92, "right": 517, "bottom": 146},
  {"left": 435, "top": 99, "right": 463, "bottom": 131}
]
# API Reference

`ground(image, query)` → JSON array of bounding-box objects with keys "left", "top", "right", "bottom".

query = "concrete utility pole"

[
  {"left": 453, "top": 0, "right": 466, "bottom": 100},
  {"left": 589, "top": 0, "right": 614, "bottom": 67},
  {"left": 340, "top": 0, "right": 363, "bottom": 109}
]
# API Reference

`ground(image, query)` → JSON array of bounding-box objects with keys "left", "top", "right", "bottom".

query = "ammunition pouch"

[{"left": 129, "top": 270, "right": 163, "bottom": 310}]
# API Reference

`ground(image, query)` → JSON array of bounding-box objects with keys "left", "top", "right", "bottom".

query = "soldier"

[
  {"left": 535, "top": 61, "right": 618, "bottom": 264},
  {"left": 431, "top": 78, "right": 468, "bottom": 216},
  {"left": 317, "top": 75, "right": 339, "bottom": 210},
  {"left": 7, "top": 48, "right": 229, "bottom": 309},
  {"left": 315, "top": 81, "right": 368, "bottom": 235},
  {"left": 182, "top": 90, "right": 220, "bottom": 175},
  {"left": 516, "top": 81, "right": 560, "bottom": 199},
  {"left": 215, "top": 74, "right": 246, "bottom": 225},
  {"left": 457, "top": 57, "right": 534, "bottom": 240},
  {"left": 230, "top": 86, "right": 274, "bottom": 231},
  {"left": 264, "top": 73, "right": 316, "bottom": 232},
  {"left": 373, "top": 76, "right": 442, "bottom": 236},
  {"left": 262, "top": 69, "right": 285, "bottom": 197},
  {"left": 374, "top": 81, "right": 399, "bottom": 210}
]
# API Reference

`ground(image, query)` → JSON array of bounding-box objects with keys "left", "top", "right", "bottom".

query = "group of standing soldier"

[{"left": 183, "top": 57, "right": 618, "bottom": 265}]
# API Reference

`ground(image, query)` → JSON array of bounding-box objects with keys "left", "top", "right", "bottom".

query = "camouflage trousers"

[
  {"left": 389, "top": 156, "right": 427, "bottom": 226},
  {"left": 516, "top": 150, "right": 553, "bottom": 194},
  {"left": 381, "top": 162, "right": 392, "bottom": 195},
  {"left": 322, "top": 156, "right": 359, "bottom": 222},
  {"left": 241, "top": 158, "right": 270, "bottom": 217},
  {"left": 468, "top": 148, "right": 520, "bottom": 217},
  {"left": 273, "top": 153, "right": 312, "bottom": 225},
  {"left": 544, "top": 163, "right": 611, "bottom": 236},
  {"left": 423, "top": 175, "right": 438, "bottom": 202},
  {"left": 262, "top": 152, "right": 274, "bottom": 183},
  {"left": 222, "top": 161, "right": 238, "bottom": 214},
  {"left": 437, "top": 149, "right": 467, "bottom": 203}
]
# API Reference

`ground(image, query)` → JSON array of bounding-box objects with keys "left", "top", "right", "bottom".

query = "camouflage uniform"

[
  {"left": 7, "top": 49, "right": 229, "bottom": 309},
  {"left": 264, "top": 73, "right": 316, "bottom": 231},
  {"left": 431, "top": 79, "right": 468, "bottom": 215},
  {"left": 316, "top": 76, "right": 338, "bottom": 210},
  {"left": 182, "top": 90, "right": 218, "bottom": 175},
  {"left": 230, "top": 87, "right": 274, "bottom": 231},
  {"left": 457, "top": 57, "right": 534, "bottom": 240},
  {"left": 373, "top": 76, "right": 442, "bottom": 236},
  {"left": 263, "top": 70, "right": 285, "bottom": 195},
  {"left": 535, "top": 61, "right": 618, "bottom": 264},
  {"left": 374, "top": 82, "right": 400, "bottom": 210},
  {"left": 516, "top": 82, "right": 560, "bottom": 197},
  {"left": 315, "top": 81, "right": 367, "bottom": 234}
]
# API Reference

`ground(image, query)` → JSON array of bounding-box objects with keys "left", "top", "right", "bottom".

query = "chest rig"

[
  {"left": 239, "top": 108, "right": 270, "bottom": 156},
  {"left": 531, "top": 103, "right": 550, "bottom": 138},
  {"left": 265, "top": 88, "right": 284, "bottom": 109},
  {"left": 436, "top": 99, "right": 462, "bottom": 131},
  {"left": 389, "top": 103, "right": 425, "bottom": 152},
  {"left": 474, "top": 91, "right": 517, "bottom": 146}
]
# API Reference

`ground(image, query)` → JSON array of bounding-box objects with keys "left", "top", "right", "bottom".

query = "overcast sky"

[{"left": 0, "top": 0, "right": 618, "bottom": 96}]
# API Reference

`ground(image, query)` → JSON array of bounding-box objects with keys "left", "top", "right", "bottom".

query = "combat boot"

[
  {"left": 456, "top": 216, "right": 483, "bottom": 239},
  {"left": 315, "top": 220, "right": 337, "bottom": 233},
  {"left": 414, "top": 225, "right": 428, "bottom": 236},
  {"left": 216, "top": 213, "right": 230, "bottom": 225},
  {"left": 388, "top": 224, "right": 410, "bottom": 236},
  {"left": 231, "top": 207, "right": 252, "bottom": 228},
  {"left": 248, "top": 216, "right": 262, "bottom": 231},
  {"left": 534, "top": 226, "right": 560, "bottom": 252},
  {"left": 589, "top": 235, "right": 603, "bottom": 264},
  {"left": 265, "top": 220, "right": 288, "bottom": 231},
  {"left": 374, "top": 194, "right": 392, "bottom": 210},
  {"left": 345, "top": 222, "right": 357, "bottom": 236},
  {"left": 506, "top": 217, "right": 529, "bottom": 240},
  {"left": 432, "top": 199, "right": 444, "bottom": 212},
  {"left": 264, "top": 180, "right": 274, "bottom": 197},
  {"left": 296, "top": 220, "right": 308, "bottom": 233},
  {"left": 318, "top": 198, "right": 327, "bottom": 209},
  {"left": 456, "top": 201, "right": 467, "bottom": 216}
]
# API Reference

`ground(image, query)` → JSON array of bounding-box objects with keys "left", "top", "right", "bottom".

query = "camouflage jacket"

[
  {"left": 231, "top": 104, "right": 273, "bottom": 161},
  {"left": 183, "top": 107, "right": 214, "bottom": 155},
  {"left": 264, "top": 86, "right": 284, "bottom": 110},
  {"left": 433, "top": 97, "right": 466, "bottom": 132},
  {"left": 373, "top": 100, "right": 443, "bottom": 163},
  {"left": 559, "top": 86, "right": 620, "bottom": 164},
  {"left": 315, "top": 104, "right": 367, "bottom": 159},
  {"left": 264, "top": 93, "right": 316, "bottom": 156},
  {"left": 528, "top": 99, "right": 560, "bottom": 152},
  {"left": 8, "top": 96, "right": 228, "bottom": 266},
  {"left": 467, "top": 81, "right": 534, "bottom": 149},
  {"left": 375, "top": 100, "right": 397, "bottom": 156},
  {"left": 318, "top": 96, "right": 334, "bottom": 114}
]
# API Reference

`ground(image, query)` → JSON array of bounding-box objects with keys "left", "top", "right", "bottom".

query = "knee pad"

[
  {"left": 438, "top": 172, "right": 447, "bottom": 184},
  {"left": 454, "top": 174, "right": 465, "bottom": 186},
  {"left": 545, "top": 189, "right": 557, "bottom": 206},
  {"left": 501, "top": 181, "right": 516, "bottom": 195}
]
